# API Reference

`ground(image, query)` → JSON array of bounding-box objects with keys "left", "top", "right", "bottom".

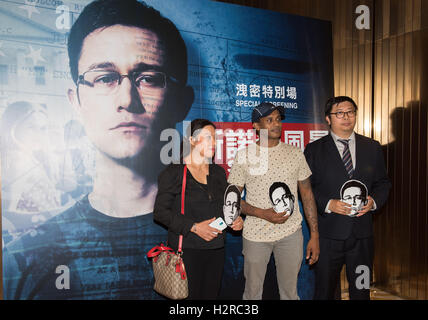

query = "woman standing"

[{"left": 153, "top": 119, "right": 243, "bottom": 299}]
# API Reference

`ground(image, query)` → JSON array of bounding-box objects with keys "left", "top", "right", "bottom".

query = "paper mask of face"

[
  {"left": 340, "top": 179, "right": 368, "bottom": 217},
  {"left": 223, "top": 185, "right": 241, "bottom": 226},
  {"left": 269, "top": 182, "right": 295, "bottom": 216}
]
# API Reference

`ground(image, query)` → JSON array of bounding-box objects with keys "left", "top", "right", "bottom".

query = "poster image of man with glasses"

[{"left": 2, "top": 0, "right": 193, "bottom": 300}]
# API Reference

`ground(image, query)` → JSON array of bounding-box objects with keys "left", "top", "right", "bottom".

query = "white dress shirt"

[
  {"left": 325, "top": 131, "right": 376, "bottom": 213},
  {"left": 330, "top": 131, "right": 356, "bottom": 170}
]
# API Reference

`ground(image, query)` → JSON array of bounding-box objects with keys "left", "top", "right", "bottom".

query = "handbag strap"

[
  {"left": 147, "top": 243, "right": 174, "bottom": 258},
  {"left": 178, "top": 165, "right": 187, "bottom": 255}
]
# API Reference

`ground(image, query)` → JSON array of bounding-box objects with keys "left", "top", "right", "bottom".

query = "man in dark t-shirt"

[
  {"left": 4, "top": 196, "right": 166, "bottom": 299},
  {"left": 3, "top": 0, "right": 193, "bottom": 299}
]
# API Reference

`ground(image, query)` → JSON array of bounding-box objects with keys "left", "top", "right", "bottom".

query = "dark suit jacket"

[{"left": 304, "top": 133, "right": 391, "bottom": 240}]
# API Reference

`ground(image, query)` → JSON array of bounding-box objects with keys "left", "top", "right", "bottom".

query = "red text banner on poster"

[{"left": 213, "top": 122, "right": 329, "bottom": 176}]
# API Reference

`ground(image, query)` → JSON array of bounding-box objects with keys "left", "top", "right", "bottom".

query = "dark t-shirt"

[{"left": 3, "top": 195, "right": 167, "bottom": 300}]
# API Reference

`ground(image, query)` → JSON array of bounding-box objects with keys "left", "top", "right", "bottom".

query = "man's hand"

[
  {"left": 261, "top": 208, "right": 290, "bottom": 224},
  {"left": 356, "top": 196, "right": 374, "bottom": 217},
  {"left": 239, "top": 188, "right": 289, "bottom": 224},
  {"left": 328, "top": 199, "right": 352, "bottom": 215},
  {"left": 230, "top": 216, "right": 244, "bottom": 231},
  {"left": 306, "top": 236, "right": 320, "bottom": 265}
]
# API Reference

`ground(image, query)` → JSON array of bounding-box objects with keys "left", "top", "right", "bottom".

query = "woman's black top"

[{"left": 153, "top": 163, "right": 228, "bottom": 251}]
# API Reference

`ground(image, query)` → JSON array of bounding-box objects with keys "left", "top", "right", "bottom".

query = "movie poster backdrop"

[{"left": 0, "top": 0, "right": 333, "bottom": 299}]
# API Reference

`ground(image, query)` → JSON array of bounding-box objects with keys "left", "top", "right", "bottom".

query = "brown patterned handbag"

[{"left": 147, "top": 165, "right": 188, "bottom": 299}]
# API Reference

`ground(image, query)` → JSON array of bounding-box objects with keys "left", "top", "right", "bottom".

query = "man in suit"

[{"left": 304, "top": 96, "right": 391, "bottom": 300}]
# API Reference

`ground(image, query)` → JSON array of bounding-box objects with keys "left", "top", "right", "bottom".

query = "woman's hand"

[
  {"left": 230, "top": 216, "right": 244, "bottom": 231},
  {"left": 192, "top": 217, "right": 222, "bottom": 242}
]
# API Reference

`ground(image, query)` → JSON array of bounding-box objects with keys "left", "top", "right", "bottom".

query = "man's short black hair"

[
  {"left": 68, "top": 0, "right": 188, "bottom": 85},
  {"left": 325, "top": 96, "right": 358, "bottom": 117}
]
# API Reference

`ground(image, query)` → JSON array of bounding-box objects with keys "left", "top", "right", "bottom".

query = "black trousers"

[
  {"left": 314, "top": 233, "right": 374, "bottom": 300},
  {"left": 182, "top": 247, "right": 225, "bottom": 300}
]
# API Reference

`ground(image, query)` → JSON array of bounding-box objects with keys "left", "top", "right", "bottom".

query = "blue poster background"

[
  {"left": 150, "top": 0, "right": 333, "bottom": 125},
  {"left": 0, "top": 0, "right": 333, "bottom": 299}
]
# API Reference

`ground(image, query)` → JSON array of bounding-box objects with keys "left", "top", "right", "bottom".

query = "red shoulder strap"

[
  {"left": 181, "top": 165, "right": 187, "bottom": 215},
  {"left": 178, "top": 165, "right": 187, "bottom": 254}
]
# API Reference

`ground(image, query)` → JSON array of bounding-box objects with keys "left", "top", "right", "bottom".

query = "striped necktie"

[{"left": 338, "top": 139, "right": 354, "bottom": 178}]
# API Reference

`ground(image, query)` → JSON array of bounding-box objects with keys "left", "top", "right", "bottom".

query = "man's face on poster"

[
  {"left": 223, "top": 190, "right": 240, "bottom": 226},
  {"left": 271, "top": 187, "right": 293, "bottom": 216},
  {"left": 69, "top": 25, "right": 171, "bottom": 160}
]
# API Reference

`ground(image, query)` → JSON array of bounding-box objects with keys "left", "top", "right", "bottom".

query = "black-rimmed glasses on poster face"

[
  {"left": 76, "top": 70, "right": 179, "bottom": 96},
  {"left": 329, "top": 110, "right": 357, "bottom": 119}
]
